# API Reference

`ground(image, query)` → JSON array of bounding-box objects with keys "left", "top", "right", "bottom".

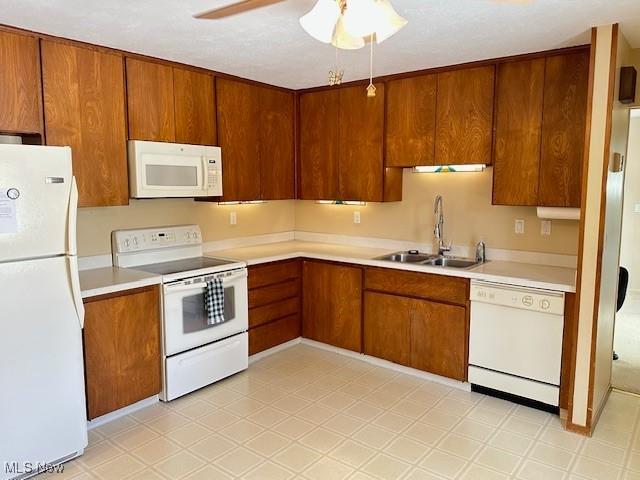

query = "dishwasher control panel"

[{"left": 470, "top": 281, "right": 565, "bottom": 315}]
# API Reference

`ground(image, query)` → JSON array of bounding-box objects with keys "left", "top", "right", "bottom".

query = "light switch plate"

[
  {"left": 230, "top": 211, "right": 237, "bottom": 225},
  {"left": 515, "top": 219, "right": 525, "bottom": 234},
  {"left": 354, "top": 211, "right": 361, "bottom": 224},
  {"left": 541, "top": 220, "right": 552, "bottom": 236},
  {"left": 635, "top": 204, "right": 640, "bottom": 214}
]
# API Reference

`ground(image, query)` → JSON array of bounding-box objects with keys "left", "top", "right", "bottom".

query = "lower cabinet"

[
  {"left": 364, "top": 268, "right": 470, "bottom": 381},
  {"left": 248, "top": 259, "right": 301, "bottom": 355},
  {"left": 83, "top": 286, "right": 161, "bottom": 420},
  {"left": 302, "top": 260, "right": 363, "bottom": 352}
]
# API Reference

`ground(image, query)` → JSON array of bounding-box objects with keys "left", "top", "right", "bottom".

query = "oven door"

[{"left": 163, "top": 268, "right": 248, "bottom": 356}]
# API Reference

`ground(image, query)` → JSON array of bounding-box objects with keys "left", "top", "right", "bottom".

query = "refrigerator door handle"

[
  {"left": 67, "top": 176, "right": 78, "bottom": 256},
  {"left": 68, "top": 255, "right": 85, "bottom": 329}
]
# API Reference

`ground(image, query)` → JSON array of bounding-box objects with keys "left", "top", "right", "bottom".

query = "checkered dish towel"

[{"left": 205, "top": 277, "right": 226, "bottom": 325}]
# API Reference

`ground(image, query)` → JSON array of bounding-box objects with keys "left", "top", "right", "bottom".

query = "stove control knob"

[
  {"left": 522, "top": 295, "right": 533, "bottom": 307},
  {"left": 540, "top": 299, "right": 550, "bottom": 310}
]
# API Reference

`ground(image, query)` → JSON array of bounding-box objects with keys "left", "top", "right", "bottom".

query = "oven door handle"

[{"left": 165, "top": 282, "right": 208, "bottom": 293}]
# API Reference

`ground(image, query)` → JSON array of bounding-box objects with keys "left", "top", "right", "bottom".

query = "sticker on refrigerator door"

[{"left": 0, "top": 189, "right": 18, "bottom": 234}]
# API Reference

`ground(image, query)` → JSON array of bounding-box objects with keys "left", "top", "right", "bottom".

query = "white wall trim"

[
  {"left": 203, "top": 231, "right": 295, "bottom": 252},
  {"left": 79, "top": 253, "right": 113, "bottom": 271},
  {"left": 87, "top": 395, "right": 159, "bottom": 429}
]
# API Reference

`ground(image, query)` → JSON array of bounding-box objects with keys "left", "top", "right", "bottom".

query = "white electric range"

[{"left": 112, "top": 225, "right": 248, "bottom": 401}]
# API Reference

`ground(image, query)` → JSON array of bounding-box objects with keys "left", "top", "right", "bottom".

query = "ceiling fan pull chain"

[{"left": 367, "top": 33, "right": 376, "bottom": 97}]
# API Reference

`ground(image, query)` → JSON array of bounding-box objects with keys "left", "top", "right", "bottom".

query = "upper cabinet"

[
  {"left": 125, "top": 58, "right": 216, "bottom": 145},
  {"left": 435, "top": 65, "right": 495, "bottom": 166},
  {"left": 0, "top": 31, "right": 41, "bottom": 135},
  {"left": 215, "top": 77, "right": 295, "bottom": 201},
  {"left": 299, "top": 84, "right": 401, "bottom": 202},
  {"left": 42, "top": 41, "right": 129, "bottom": 207},
  {"left": 386, "top": 74, "right": 437, "bottom": 167},
  {"left": 493, "top": 50, "right": 589, "bottom": 207},
  {"left": 539, "top": 51, "right": 589, "bottom": 208}
]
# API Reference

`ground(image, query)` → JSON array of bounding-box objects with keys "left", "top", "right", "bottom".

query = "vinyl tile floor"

[{"left": 38, "top": 343, "right": 640, "bottom": 480}]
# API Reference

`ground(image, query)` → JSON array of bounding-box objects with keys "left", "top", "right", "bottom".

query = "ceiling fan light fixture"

[
  {"left": 341, "top": 0, "right": 378, "bottom": 38},
  {"left": 299, "top": 0, "right": 341, "bottom": 43},
  {"left": 331, "top": 16, "right": 366, "bottom": 49},
  {"left": 373, "top": 0, "right": 408, "bottom": 43}
]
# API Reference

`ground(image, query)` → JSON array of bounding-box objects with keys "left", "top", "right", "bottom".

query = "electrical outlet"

[
  {"left": 515, "top": 219, "right": 525, "bottom": 234},
  {"left": 635, "top": 203, "right": 640, "bottom": 214},
  {"left": 541, "top": 220, "right": 552, "bottom": 236},
  {"left": 354, "top": 211, "right": 361, "bottom": 224},
  {"left": 230, "top": 211, "right": 237, "bottom": 225}
]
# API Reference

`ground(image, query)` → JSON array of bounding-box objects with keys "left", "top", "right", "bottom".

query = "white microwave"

[{"left": 128, "top": 140, "right": 222, "bottom": 198}]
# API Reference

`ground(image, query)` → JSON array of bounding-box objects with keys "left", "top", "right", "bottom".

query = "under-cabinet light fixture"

[
  {"left": 217, "top": 200, "right": 267, "bottom": 205},
  {"left": 413, "top": 164, "right": 486, "bottom": 173},
  {"left": 315, "top": 200, "right": 366, "bottom": 206}
]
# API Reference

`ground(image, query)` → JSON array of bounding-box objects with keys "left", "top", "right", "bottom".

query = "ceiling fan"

[{"left": 194, "top": 0, "right": 532, "bottom": 20}]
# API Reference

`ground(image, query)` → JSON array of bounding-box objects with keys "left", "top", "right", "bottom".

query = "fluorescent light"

[
  {"left": 315, "top": 200, "right": 367, "bottom": 206},
  {"left": 217, "top": 200, "right": 267, "bottom": 205},
  {"left": 412, "top": 164, "right": 486, "bottom": 173}
]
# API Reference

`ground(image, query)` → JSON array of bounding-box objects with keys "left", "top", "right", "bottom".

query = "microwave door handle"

[{"left": 165, "top": 281, "right": 208, "bottom": 293}]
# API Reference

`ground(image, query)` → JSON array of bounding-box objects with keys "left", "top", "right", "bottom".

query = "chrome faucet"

[{"left": 433, "top": 195, "right": 451, "bottom": 256}]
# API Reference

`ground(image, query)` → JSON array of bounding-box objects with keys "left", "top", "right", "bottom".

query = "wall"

[
  {"left": 621, "top": 115, "right": 640, "bottom": 293},
  {"left": 77, "top": 200, "right": 295, "bottom": 257},
  {"left": 295, "top": 168, "right": 580, "bottom": 255}
]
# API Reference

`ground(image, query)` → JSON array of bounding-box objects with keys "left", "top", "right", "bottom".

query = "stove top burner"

[{"left": 133, "top": 256, "right": 235, "bottom": 276}]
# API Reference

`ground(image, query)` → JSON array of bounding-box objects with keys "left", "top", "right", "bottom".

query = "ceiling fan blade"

[{"left": 194, "top": 0, "right": 287, "bottom": 19}]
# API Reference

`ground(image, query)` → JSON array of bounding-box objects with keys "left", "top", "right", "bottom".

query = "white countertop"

[
  {"left": 207, "top": 240, "right": 577, "bottom": 292},
  {"left": 80, "top": 267, "right": 162, "bottom": 299}
]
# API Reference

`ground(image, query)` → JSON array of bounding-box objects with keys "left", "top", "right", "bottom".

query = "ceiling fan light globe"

[
  {"left": 332, "top": 16, "right": 366, "bottom": 49},
  {"left": 299, "top": 0, "right": 342, "bottom": 43},
  {"left": 341, "top": 0, "right": 378, "bottom": 38},
  {"left": 374, "top": 0, "right": 408, "bottom": 43}
]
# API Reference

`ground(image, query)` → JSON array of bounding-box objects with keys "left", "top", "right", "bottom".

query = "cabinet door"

[
  {"left": 299, "top": 90, "right": 340, "bottom": 200},
  {"left": 302, "top": 261, "right": 362, "bottom": 352},
  {"left": 83, "top": 287, "right": 161, "bottom": 419},
  {"left": 539, "top": 51, "right": 589, "bottom": 208},
  {"left": 493, "top": 58, "right": 545, "bottom": 206},
  {"left": 338, "top": 84, "right": 385, "bottom": 201},
  {"left": 435, "top": 66, "right": 495, "bottom": 165},
  {"left": 0, "top": 31, "right": 41, "bottom": 134},
  {"left": 216, "top": 78, "right": 261, "bottom": 201},
  {"left": 410, "top": 298, "right": 467, "bottom": 381},
  {"left": 364, "top": 292, "right": 411, "bottom": 366},
  {"left": 259, "top": 87, "right": 295, "bottom": 199},
  {"left": 42, "top": 41, "right": 129, "bottom": 207},
  {"left": 173, "top": 68, "right": 216, "bottom": 145},
  {"left": 126, "top": 58, "right": 175, "bottom": 142},
  {"left": 386, "top": 75, "right": 437, "bottom": 167}
]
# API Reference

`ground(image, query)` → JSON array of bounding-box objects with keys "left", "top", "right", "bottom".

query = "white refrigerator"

[{"left": 0, "top": 145, "right": 87, "bottom": 479}]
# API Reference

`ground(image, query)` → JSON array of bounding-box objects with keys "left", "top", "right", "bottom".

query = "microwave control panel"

[{"left": 207, "top": 157, "right": 220, "bottom": 189}]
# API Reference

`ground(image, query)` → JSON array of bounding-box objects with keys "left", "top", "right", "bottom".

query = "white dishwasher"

[{"left": 468, "top": 280, "right": 565, "bottom": 409}]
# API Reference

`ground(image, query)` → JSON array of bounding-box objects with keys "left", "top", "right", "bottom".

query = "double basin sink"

[{"left": 376, "top": 251, "right": 481, "bottom": 269}]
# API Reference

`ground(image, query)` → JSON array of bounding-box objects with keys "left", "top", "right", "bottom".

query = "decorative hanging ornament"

[
  {"left": 329, "top": 44, "right": 344, "bottom": 86},
  {"left": 366, "top": 33, "right": 375, "bottom": 96}
]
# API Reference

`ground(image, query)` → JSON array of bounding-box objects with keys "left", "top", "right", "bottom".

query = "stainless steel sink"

[
  {"left": 377, "top": 252, "right": 436, "bottom": 263},
  {"left": 376, "top": 251, "right": 481, "bottom": 269},
  {"left": 423, "top": 257, "right": 479, "bottom": 269}
]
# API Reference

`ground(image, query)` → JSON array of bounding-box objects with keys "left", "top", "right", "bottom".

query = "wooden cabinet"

[
  {"left": 302, "top": 260, "right": 362, "bottom": 352},
  {"left": 493, "top": 50, "right": 589, "bottom": 207},
  {"left": 215, "top": 78, "right": 295, "bottom": 201},
  {"left": 42, "top": 41, "right": 129, "bottom": 207},
  {"left": 299, "top": 89, "right": 340, "bottom": 200},
  {"left": 173, "top": 68, "right": 217, "bottom": 145},
  {"left": 126, "top": 58, "right": 216, "bottom": 145},
  {"left": 299, "top": 85, "right": 401, "bottom": 201},
  {"left": 435, "top": 66, "right": 495, "bottom": 166},
  {"left": 386, "top": 74, "right": 438, "bottom": 167},
  {"left": 83, "top": 286, "right": 161, "bottom": 419},
  {"left": 539, "top": 51, "right": 589, "bottom": 208},
  {"left": 493, "top": 58, "right": 545, "bottom": 206},
  {"left": 248, "top": 260, "right": 301, "bottom": 355},
  {"left": 364, "top": 267, "right": 469, "bottom": 381},
  {"left": 0, "top": 30, "right": 41, "bottom": 135},
  {"left": 410, "top": 299, "right": 467, "bottom": 380}
]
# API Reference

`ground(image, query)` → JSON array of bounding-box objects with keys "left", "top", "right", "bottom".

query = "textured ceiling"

[{"left": 2, "top": 0, "right": 640, "bottom": 89}]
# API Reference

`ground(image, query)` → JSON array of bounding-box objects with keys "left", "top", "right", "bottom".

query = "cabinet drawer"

[
  {"left": 249, "top": 278, "right": 300, "bottom": 309},
  {"left": 248, "top": 260, "right": 300, "bottom": 290},
  {"left": 249, "top": 314, "right": 300, "bottom": 355},
  {"left": 365, "top": 267, "right": 469, "bottom": 305},
  {"left": 250, "top": 296, "right": 300, "bottom": 328}
]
